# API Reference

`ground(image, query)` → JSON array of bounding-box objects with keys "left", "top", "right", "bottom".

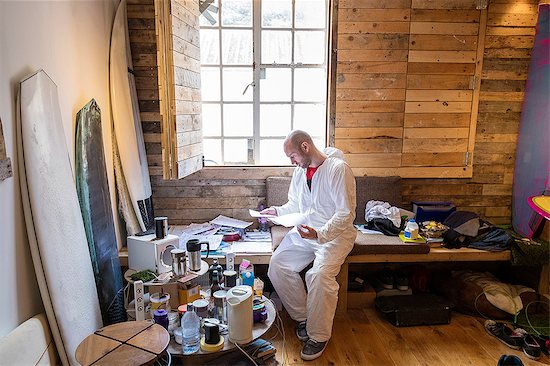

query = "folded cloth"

[
  {"left": 469, "top": 228, "right": 513, "bottom": 252},
  {"left": 365, "top": 200, "right": 402, "bottom": 228}
]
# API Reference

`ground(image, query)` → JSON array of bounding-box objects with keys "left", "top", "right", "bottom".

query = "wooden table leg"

[
  {"left": 539, "top": 264, "right": 549, "bottom": 296},
  {"left": 336, "top": 261, "right": 349, "bottom": 315}
]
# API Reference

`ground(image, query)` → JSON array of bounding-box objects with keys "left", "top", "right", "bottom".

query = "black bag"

[
  {"left": 442, "top": 211, "right": 480, "bottom": 248},
  {"left": 375, "top": 294, "right": 452, "bottom": 327},
  {"left": 365, "top": 218, "right": 402, "bottom": 236}
]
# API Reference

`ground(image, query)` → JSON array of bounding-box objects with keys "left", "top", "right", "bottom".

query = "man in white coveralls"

[{"left": 262, "top": 130, "right": 357, "bottom": 360}]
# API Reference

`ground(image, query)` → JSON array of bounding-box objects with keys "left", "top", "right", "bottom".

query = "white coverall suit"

[{"left": 268, "top": 147, "right": 357, "bottom": 342}]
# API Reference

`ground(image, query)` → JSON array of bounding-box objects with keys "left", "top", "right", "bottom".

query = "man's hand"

[
  {"left": 261, "top": 206, "right": 278, "bottom": 216},
  {"left": 297, "top": 224, "right": 317, "bottom": 239}
]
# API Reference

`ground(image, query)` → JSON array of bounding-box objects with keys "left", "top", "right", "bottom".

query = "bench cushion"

[{"left": 271, "top": 226, "right": 429, "bottom": 255}]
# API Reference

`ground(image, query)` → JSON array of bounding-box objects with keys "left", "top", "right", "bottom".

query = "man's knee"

[{"left": 305, "top": 266, "right": 339, "bottom": 291}]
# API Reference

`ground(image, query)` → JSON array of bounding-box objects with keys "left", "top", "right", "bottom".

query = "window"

[{"left": 199, "top": 0, "right": 329, "bottom": 166}]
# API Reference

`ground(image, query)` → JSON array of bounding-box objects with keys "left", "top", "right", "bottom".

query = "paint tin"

[
  {"left": 223, "top": 270, "right": 237, "bottom": 288},
  {"left": 192, "top": 298, "right": 209, "bottom": 319},
  {"left": 155, "top": 216, "right": 168, "bottom": 239},
  {"left": 150, "top": 292, "right": 171, "bottom": 317}
]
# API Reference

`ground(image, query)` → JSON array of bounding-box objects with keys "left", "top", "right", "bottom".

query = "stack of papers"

[
  {"left": 249, "top": 209, "right": 306, "bottom": 228},
  {"left": 230, "top": 241, "right": 272, "bottom": 254},
  {"left": 169, "top": 224, "right": 223, "bottom": 251}
]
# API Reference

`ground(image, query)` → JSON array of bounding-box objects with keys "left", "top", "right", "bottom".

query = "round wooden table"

[{"left": 75, "top": 320, "right": 170, "bottom": 366}]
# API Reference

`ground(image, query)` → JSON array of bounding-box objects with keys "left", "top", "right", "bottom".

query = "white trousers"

[{"left": 267, "top": 228, "right": 352, "bottom": 342}]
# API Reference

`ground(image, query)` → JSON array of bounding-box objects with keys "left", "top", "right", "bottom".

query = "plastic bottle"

[
  {"left": 404, "top": 219, "right": 419, "bottom": 240},
  {"left": 181, "top": 303, "right": 200, "bottom": 354},
  {"left": 258, "top": 204, "right": 269, "bottom": 232}
]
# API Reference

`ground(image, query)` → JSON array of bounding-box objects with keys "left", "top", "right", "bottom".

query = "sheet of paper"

[
  {"left": 242, "top": 231, "right": 272, "bottom": 242},
  {"left": 210, "top": 215, "right": 253, "bottom": 229},
  {"left": 169, "top": 225, "right": 223, "bottom": 251},
  {"left": 249, "top": 209, "right": 276, "bottom": 218},
  {"left": 230, "top": 241, "right": 273, "bottom": 254},
  {"left": 268, "top": 213, "right": 306, "bottom": 228}
]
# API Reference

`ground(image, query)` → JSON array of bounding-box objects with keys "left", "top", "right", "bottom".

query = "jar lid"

[
  {"left": 154, "top": 309, "right": 168, "bottom": 317},
  {"left": 178, "top": 304, "right": 187, "bottom": 314}
]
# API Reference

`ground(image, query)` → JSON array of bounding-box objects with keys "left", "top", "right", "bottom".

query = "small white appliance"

[
  {"left": 127, "top": 234, "right": 179, "bottom": 274},
  {"left": 226, "top": 285, "right": 253, "bottom": 344}
]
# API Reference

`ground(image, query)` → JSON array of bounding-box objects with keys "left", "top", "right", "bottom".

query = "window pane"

[
  {"left": 200, "top": 0, "right": 219, "bottom": 26},
  {"left": 222, "top": 67, "right": 253, "bottom": 102},
  {"left": 294, "top": 68, "right": 326, "bottom": 102},
  {"left": 260, "top": 139, "right": 288, "bottom": 165},
  {"left": 222, "top": 30, "right": 253, "bottom": 65},
  {"left": 201, "top": 67, "right": 220, "bottom": 101},
  {"left": 295, "top": 0, "right": 326, "bottom": 28},
  {"left": 260, "top": 68, "right": 291, "bottom": 102},
  {"left": 224, "top": 104, "right": 253, "bottom": 137},
  {"left": 295, "top": 31, "right": 326, "bottom": 64},
  {"left": 262, "top": 0, "right": 292, "bottom": 28},
  {"left": 222, "top": 0, "right": 252, "bottom": 27},
  {"left": 224, "top": 139, "right": 249, "bottom": 163},
  {"left": 203, "top": 138, "right": 222, "bottom": 166},
  {"left": 293, "top": 104, "right": 326, "bottom": 137},
  {"left": 261, "top": 30, "right": 291, "bottom": 64},
  {"left": 200, "top": 29, "right": 220, "bottom": 65},
  {"left": 202, "top": 104, "right": 221, "bottom": 136},
  {"left": 260, "top": 104, "right": 291, "bottom": 136}
]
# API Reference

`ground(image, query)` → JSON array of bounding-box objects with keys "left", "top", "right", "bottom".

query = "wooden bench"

[{"left": 266, "top": 176, "right": 512, "bottom": 313}]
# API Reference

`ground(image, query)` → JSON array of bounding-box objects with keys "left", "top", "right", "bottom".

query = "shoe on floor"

[
  {"left": 497, "top": 354, "right": 524, "bottom": 366},
  {"left": 484, "top": 320, "right": 523, "bottom": 349},
  {"left": 296, "top": 321, "right": 309, "bottom": 342},
  {"left": 393, "top": 270, "right": 409, "bottom": 291},
  {"left": 300, "top": 339, "right": 327, "bottom": 361},
  {"left": 523, "top": 334, "right": 542, "bottom": 360},
  {"left": 377, "top": 270, "right": 394, "bottom": 289}
]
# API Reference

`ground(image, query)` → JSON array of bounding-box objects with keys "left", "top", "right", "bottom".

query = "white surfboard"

[
  {"left": 16, "top": 70, "right": 102, "bottom": 366},
  {"left": 110, "top": 0, "right": 154, "bottom": 233}
]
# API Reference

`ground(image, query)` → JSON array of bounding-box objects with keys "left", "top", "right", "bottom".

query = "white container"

[
  {"left": 404, "top": 219, "right": 419, "bottom": 239},
  {"left": 226, "top": 285, "right": 253, "bottom": 344}
]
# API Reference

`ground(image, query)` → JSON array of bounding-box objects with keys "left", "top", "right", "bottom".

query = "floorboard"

[{"left": 263, "top": 307, "right": 549, "bottom": 366}]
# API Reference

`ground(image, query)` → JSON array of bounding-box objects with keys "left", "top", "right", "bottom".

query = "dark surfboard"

[
  {"left": 512, "top": 4, "right": 550, "bottom": 238},
  {"left": 76, "top": 99, "right": 126, "bottom": 325}
]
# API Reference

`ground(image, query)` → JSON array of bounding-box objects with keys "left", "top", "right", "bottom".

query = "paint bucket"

[
  {"left": 192, "top": 298, "right": 209, "bottom": 319},
  {"left": 150, "top": 292, "right": 171, "bottom": 317}
]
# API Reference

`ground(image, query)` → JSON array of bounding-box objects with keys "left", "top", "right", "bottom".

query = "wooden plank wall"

[
  {"left": 402, "top": 0, "right": 538, "bottom": 224},
  {"left": 130, "top": 0, "right": 538, "bottom": 226}
]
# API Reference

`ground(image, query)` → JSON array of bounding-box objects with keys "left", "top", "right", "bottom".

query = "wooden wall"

[{"left": 129, "top": 0, "right": 538, "bottom": 226}]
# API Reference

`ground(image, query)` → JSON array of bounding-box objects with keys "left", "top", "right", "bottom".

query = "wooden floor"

[{"left": 264, "top": 307, "right": 549, "bottom": 366}]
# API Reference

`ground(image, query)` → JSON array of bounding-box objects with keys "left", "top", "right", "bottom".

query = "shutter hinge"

[
  {"left": 476, "top": 0, "right": 488, "bottom": 10},
  {"left": 464, "top": 151, "right": 470, "bottom": 166}
]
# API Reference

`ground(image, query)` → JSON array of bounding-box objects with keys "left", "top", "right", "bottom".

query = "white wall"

[{"left": 0, "top": 0, "right": 118, "bottom": 337}]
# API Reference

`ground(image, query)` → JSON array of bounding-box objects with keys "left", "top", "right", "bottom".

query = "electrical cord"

[{"left": 233, "top": 341, "right": 259, "bottom": 366}]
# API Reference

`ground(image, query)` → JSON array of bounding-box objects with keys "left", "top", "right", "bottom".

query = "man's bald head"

[{"left": 284, "top": 130, "right": 313, "bottom": 150}]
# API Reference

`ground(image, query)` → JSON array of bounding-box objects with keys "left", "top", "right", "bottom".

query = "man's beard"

[{"left": 299, "top": 157, "right": 311, "bottom": 169}]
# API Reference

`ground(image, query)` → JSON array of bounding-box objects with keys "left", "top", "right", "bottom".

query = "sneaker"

[
  {"left": 296, "top": 321, "right": 309, "bottom": 342},
  {"left": 377, "top": 270, "right": 394, "bottom": 289},
  {"left": 497, "top": 354, "right": 524, "bottom": 366},
  {"left": 394, "top": 270, "right": 409, "bottom": 291},
  {"left": 523, "top": 334, "right": 542, "bottom": 360},
  {"left": 300, "top": 339, "right": 327, "bottom": 361},
  {"left": 484, "top": 320, "right": 523, "bottom": 349}
]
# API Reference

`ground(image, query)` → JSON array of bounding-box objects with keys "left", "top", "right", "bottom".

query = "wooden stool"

[{"left": 75, "top": 320, "right": 169, "bottom": 366}]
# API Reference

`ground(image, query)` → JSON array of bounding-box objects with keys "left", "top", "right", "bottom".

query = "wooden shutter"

[
  {"left": 335, "top": 0, "right": 487, "bottom": 178},
  {"left": 156, "top": 0, "right": 203, "bottom": 179}
]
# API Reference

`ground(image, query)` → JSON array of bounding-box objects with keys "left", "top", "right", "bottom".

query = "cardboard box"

[
  {"left": 149, "top": 282, "right": 180, "bottom": 309},
  {"left": 178, "top": 283, "right": 201, "bottom": 305}
]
